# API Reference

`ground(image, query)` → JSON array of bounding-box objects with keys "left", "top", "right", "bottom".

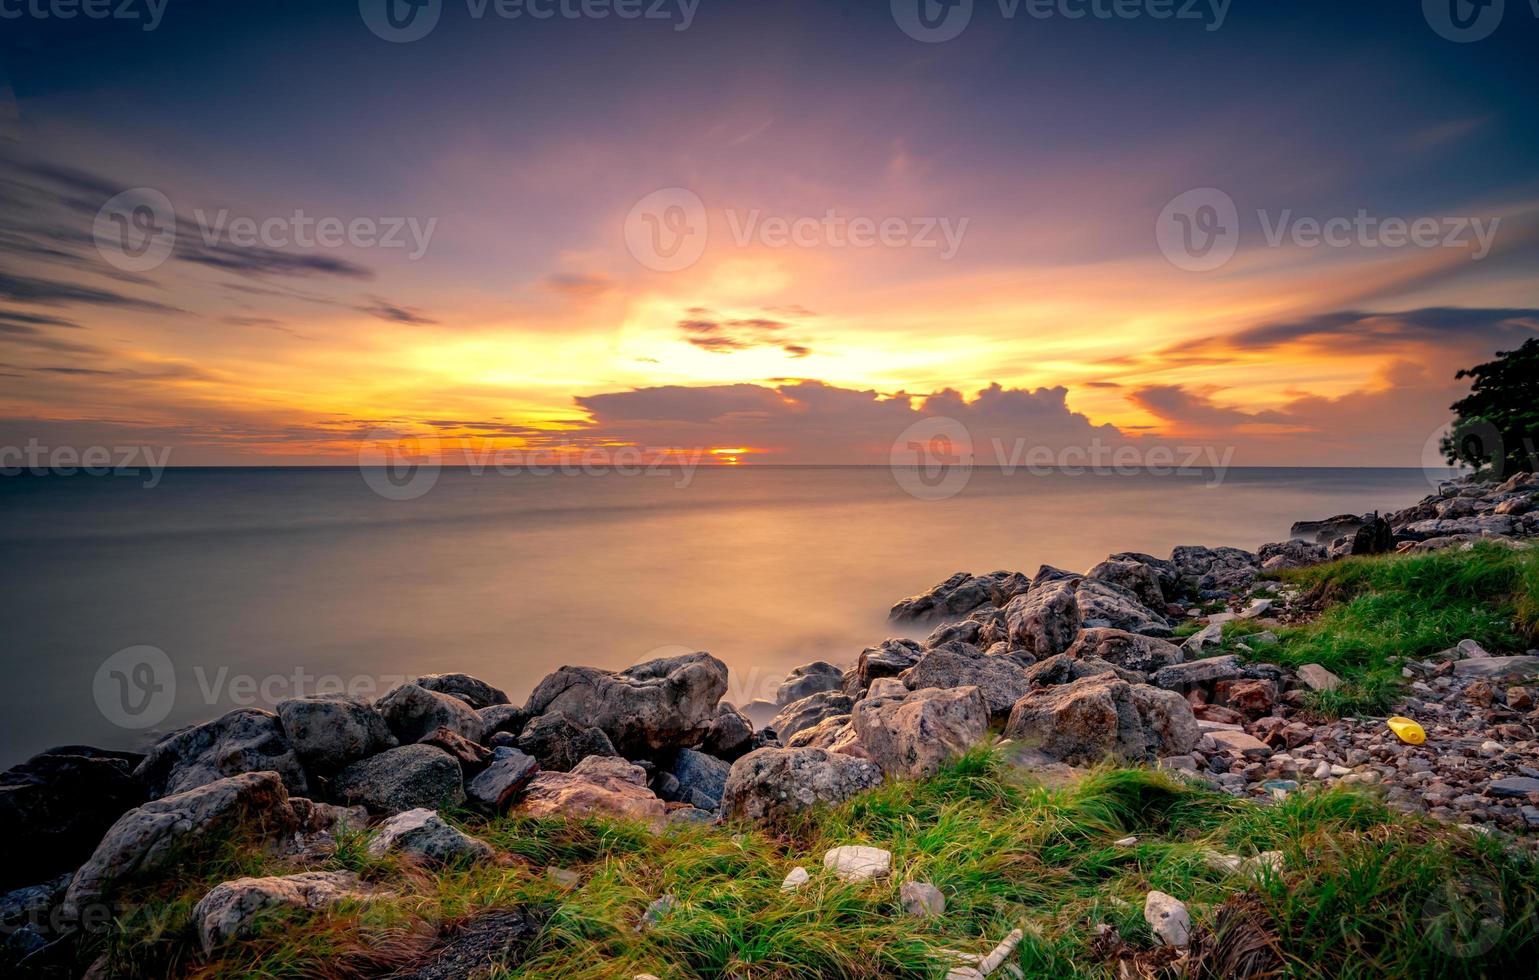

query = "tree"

[{"left": 1442, "top": 337, "right": 1539, "bottom": 476}]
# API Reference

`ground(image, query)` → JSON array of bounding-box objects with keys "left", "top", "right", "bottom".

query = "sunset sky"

[{"left": 1, "top": 1, "right": 1537, "bottom": 466}]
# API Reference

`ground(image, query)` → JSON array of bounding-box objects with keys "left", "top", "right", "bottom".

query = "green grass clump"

[
  {"left": 83, "top": 748, "right": 1539, "bottom": 980},
  {"left": 1227, "top": 543, "right": 1539, "bottom": 715}
]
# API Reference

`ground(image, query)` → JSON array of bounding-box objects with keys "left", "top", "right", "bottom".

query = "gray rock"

[
  {"left": 1181, "top": 623, "right": 1224, "bottom": 658},
  {"left": 901, "top": 642, "right": 1031, "bottom": 720},
  {"left": 399, "top": 673, "right": 510, "bottom": 709},
  {"left": 1487, "top": 777, "right": 1539, "bottom": 798},
  {"left": 771, "top": 691, "right": 856, "bottom": 742},
  {"left": 1296, "top": 664, "right": 1342, "bottom": 692},
  {"left": 668, "top": 748, "right": 731, "bottom": 811},
  {"left": 1258, "top": 539, "right": 1328, "bottom": 570},
  {"left": 331, "top": 743, "right": 465, "bottom": 813},
  {"left": 852, "top": 686, "right": 989, "bottom": 778},
  {"left": 516, "top": 712, "right": 619, "bottom": 772},
  {"left": 923, "top": 618, "right": 985, "bottom": 649},
  {"left": 719, "top": 748, "right": 883, "bottom": 827},
  {"left": 700, "top": 702, "right": 755, "bottom": 760},
  {"left": 135, "top": 708, "right": 309, "bottom": 800},
  {"left": 1004, "top": 675, "right": 1199, "bottom": 765},
  {"left": 367, "top": 808, "right": 493, "bottom": 866},
  {"left": 1086, "top": 559, "right": 1166, "bottom": 611},
  {"left": 1025, "top": 653, "right": 1141, "bottom": 687},
  {"left": 63, "top": 772, "right": 298, "bottom": 924},
  {"left": 1004, "top": 580, "right": 1081, "bottom": 657},
  {"left": 776, "top": 663, "right": 845, "bottom": 706},
  {"left": 193, "top": 870, "right": 377, "bottom": 952},
  {"left": 888, "top": 571, "right": 1030, "bottom": 623},
  {"left": 376, "top": 683, "right": 485, "bottom": 745},
  {"left": 1170, "top": 545, "right": 1259, "bottom": 595},
  {"left": 277, "top": 695, "right": 396, "bottom": 774},
  {"left": 524, "top": 652, "right": 728, "bottom": 757},
  {"left": 900, "top": 880, "right": 945, "bottom": 917},
  {"left": 823, "top": 845, "right": 891, "bottom": 881},
  {"left": 847, "top": 638, "right": 925, "bottom": 694},
  {"left": 1452, "top": 656, "right": 1539, "bottom": 680},
  {"left": 1144, "top": 890, "right": 1191, "bottom": 947},
  {"left": 1073, "top": 577, "right": 1171, "bottom": 638},
  {"left": 400, "top": 906, "right": 546, "bottom": 979},
  {"left": 477, "top": 704, "right": 529, "bottom": 741},
  {"left": 1153, "top": 655, "right": 1243, "bottom": 691},
  {"left": 466, "top": 747, "right": 540, "bottom": 811},
  {"left": 1065, "top": 628, "right": 1183, "bottom": 674}
]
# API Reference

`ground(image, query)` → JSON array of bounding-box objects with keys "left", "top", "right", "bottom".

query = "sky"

[{"left": 1, "top": 0, "right": 1537, "bottom": 467}]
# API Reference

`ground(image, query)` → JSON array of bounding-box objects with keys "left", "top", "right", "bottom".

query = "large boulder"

[
  {"left": 719, "top": 747, "right": 883, "bottom": 827},
  {"left": 465, "top": 747, "right": 540, "bottom": 812},
  {"left": 516, "top": 712, "right": 618, "bottom": 772},
  {"left": 1107, "top": 552, "right": 1179, "bottom": 600},
  {"left": 192, "top": 870, "right": 378, "bottom": 953},
  {"left": 330, "top": 744, "right": 464, "bottom": 813},
  {"left": 276, "top": 695, "right": 396, "bottom": 774},
  {"left": 851, "top": 686, "right": 988, "bottom": 779},
  {"left": 664, "top": 748, "right": 732, "bottom": 811},
  {"left": 518, "top": 756, "right": 666, "bottom": 828},
  {"left": 1003, "top": 675, "right": 1199, "bottom": 765},
  {"left": 1064, "top": 628, "right": 1183, "bottom": 674},
  {"left": 785, "top": 715, "right": 866, "bottom": 758},
  {"left": 1152, "top": 655, "right": 1244, "bottom": 691},
  {"left": 700, "top": 702, "right": 755, "bottom": 761},
  {"left": 1169, "top": 546, "right": 1259, "bottom": 596},
  {"left": 0, "top": 746, "right": 146, "bottom": 892},
  {"left": 1024, "top": 652, "right": 1140, "bottom": 687},
  {"left": 1004, "top": 580, "right": 1081, "bottom": 656},
  {"left": 397, "top": 673, "right": 509, "bottom": 710},
  {"left": 1086, "top": 559, "right": 1165, "bottom": 612},
  {"left": 63, "top": 771, "right": 298, "bottom": 923},
  {"left": 375, "top": 683, "right": 484, "bottom": 745},
  {"left": 888, "top": 570, "right": 1030, "bottom": 623},
  {"left": 1074, "top": 578, "right": 1172, "bottom": 637},
  {"left": 477, "top": 704, "right": 529, "bottom": 742},
  {"left": 1256, "top": 539, "right": 1327, "bottom": 571},
  {"left": 1290, "top": 514, "right": 1367, "bottom": 545},
  {"left": 846, "top": 638, "right": 924, "bottom": 695},
  {"left": 775, "top": 662, "right": 845, "bottom": 705},
  {"left": 366, "top": 808, "right": 494, "bottom": 866},
  {"left": 900, "top": 642, "right": 1032, "bottom": 720},
  {"left": 135, "top": 708, "right": 309, "bottom": 800},
  {"left": 523, "top": 652, "right": 728, "bottom": 757},
  {"left": 769, "top": 691, "right": 855, "bottom": 742}
]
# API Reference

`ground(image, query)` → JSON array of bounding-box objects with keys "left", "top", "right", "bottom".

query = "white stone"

[
  {"left": 822, "top": 845, "right": 892, "bottom": 882},
  {"left": 1296, "top": 664, "right": 1342, "bottom": 692},
  {"left": 1144, "top": 890, "right": 1191, "bottom": 947},
  {"left": 780, "top": 866, "right": 810, "bottom": 891},
  {"left": 900, "top": 880, "right": 945, "bottom": 917}
]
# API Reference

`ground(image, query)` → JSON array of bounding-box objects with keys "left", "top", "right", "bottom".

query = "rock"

[
  {"left": 786, "top": 714, "right": 855, "bottom": 750},
  {"left": 1257, "top": 539, "right": 1328, "bottom": 570},
  {"left": 700, "top": 702, "right": 755, "bottom": 760},
  {"left": 397, "top": 673, "right": 509, "bottom": 709},
  {"left": 1290, "top": 514, "right": 1366, "bottom": 546},
  {"left": 1181, "top": 623, "right": 1224, "bottom": 658},
  {"left": 0, "top": 746, "right": 146, "bottom": 892},
  {"left": 519, "top": 755, "right": 667, "bottom": 828},
  {"left": 852, "top": 686, "right": 989, "bottom": 778},
  {"left": 1170, "top": 545, "right": 1258, "bottom": 595},
  {"left": 135, "top": 709, "right": 308, "bottom": 800},
  {"left": 1207, "top": 730, "right": 1272, "bottom": 759},
  {"left": 1507, "top": 686, "right": 1534, "bottom": 711},
  {"left": 668, "top": 748, "right": 732, "bottom": 811},
  {"left": 331, "top": 744, "right": 465, "bottom": 813},
  {"left": 63, "top": 772, "right": 298, "bottom": 923},
  {"left": 478, "top": 704, "right": 529, "bottom": 741},
  {"left": 516, "top": 711, "right": 619, "bottom": 772},
  {"left": 848, "top": 638, "right": 925, "bottom": 693},
  {"left": 289, "top": 797, "right": 368, "bottom": 835},
  {"left": 900, "top": 880, "right": 945, "bottom": 917},
  {"left": 868, "top": 677, "right": 909, "bottom": 699},
  {"left": 1451, "top": 656, "right": 1539, "bottom": 679},
  {"left": 1153, "top": 655, "right": 1244, "bottom": 691},
  {"left": 888, "top": 571, "right": 1030, "bottom": 622},
  {"left": 376, "top": 683, "right": 485, "bottom": 745},
  {"left": 780, "top": 867, "right": 810, "bottom": 891},
  {"left": 1144, "top": 890, "right": 1191, "bottom": 947},
  {"left": 1216, "top": 679, "right": 1276, "bottom": 719},
  {"left": 1024, "top": 653, "right": 1138, "bottom": 688},
  {"left": 193, "top": 870, "right": 378, "bottom": 952},
  {"left": 367, "top": 808, "right": 493, "bottom": 866},
  {"left": 776, "top": 662, "right": 845, "bottom": 705},
  {"left": 1003, "top": 675, "right": 1199, "bottom": 764},
  {"left": 771, "top": 691, "right": 856, "bottom": 742},
  {"left": 466, "top": 747, "right": 540, "bottom": 811},
  {"left": 739, "top": 699, "right": 780, "bottom": 729},
  {"left": 901, "top": 642, "right": 1032, "bottom": 720},
  {"left": 1077, "top": 577, "right": 1171, "bottom": 636},
  {"left": 823, "top": 845, "right": 891, "bottom": 882},
  {"left": 399, "top": 906, "right": 546, "bottom": 980},
  {"left": 719, "top": 748, "right": 883, "bottom": 827},
  {"left": 1456, "top": 638, "right": 1491, "bottom": 659},
  {"left": 420, "top": 726, "right": 493, "bottom": 771},
  {"left": 1004, "top": 580, "right": 1081, "bottom": 656},
  {"left": 1064, "top": 628, "right": 1182, "bottom": 674},
  {"left": 1108, "top": 553, "right": 1180, "bottom": 598},
  {"left": 1486, "top": 777, "right": 1539, "bottom": 798},
  {"left": 636, "top": 894, "right": 675, "bottom": 931},
  {"left": 524, "top": 652, "right": 728, "bottom": 757},
  {"left": 1296, "top": 664, "right": 1342, "bottom": 692},
  {"left": 925, "top": 618, "right": 986, "bottom": 649},
  {"left": 277, "top": 695, "right": 397, "bottom": 774},
  {"left": 1086, "top": 559, "right": 1166, "bottom": 611}
]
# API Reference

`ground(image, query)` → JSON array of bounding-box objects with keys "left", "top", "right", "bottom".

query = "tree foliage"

[{"left": 1442, "top": 338, "right": 1539, "bottom": 475}]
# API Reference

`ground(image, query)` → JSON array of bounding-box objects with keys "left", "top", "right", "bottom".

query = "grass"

[
  {"left": 1224, "top": 542, "right": 1539, "bottom": 716},
  {"left": 73, "top": 546, "right": 1539, "bottom": 978},
  {"left": 83, "top": 750, "right": 1539, "bottom": 979}
]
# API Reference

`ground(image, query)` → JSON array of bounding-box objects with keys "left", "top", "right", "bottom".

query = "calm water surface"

[{"left": 0, "top": 466, "right": 1442, "bottom": 765}]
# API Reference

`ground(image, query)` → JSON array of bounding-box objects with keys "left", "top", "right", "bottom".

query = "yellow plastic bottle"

[{"left": 1385, "top": 716, "right": 1426, "bottom": 745}]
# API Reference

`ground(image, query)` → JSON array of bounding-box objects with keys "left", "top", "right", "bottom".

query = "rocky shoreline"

[{"left": 3, "top": 471, "right": 1538, "bottom": 974}]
